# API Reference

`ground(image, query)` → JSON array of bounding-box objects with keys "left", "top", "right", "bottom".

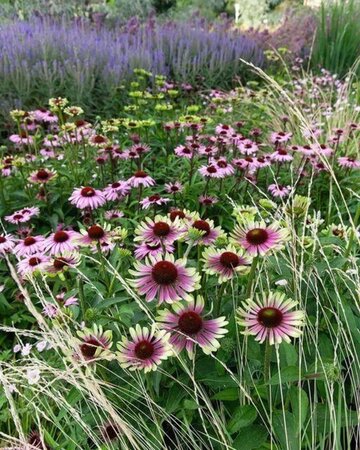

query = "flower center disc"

[
  {"left": 87, "top": 225, "right": 105, "bottom": 240},
  {"left": 53, "top": 230, "right": 69, "bottom": 243},
  {"left": 80, "top": 337, "right": 101, "bottom": 358},
  {"left": 257, "top": 307, "right": 283, "bottom": 328},
  {"left": 135, "top": 340, "right": 154, "bottom": 359},
  {"left": 112, "top": 182, "right": 120, "bottom": 188},
  {"left": 36, "top": 169, "right": 50, "bottom": 180},
  {"left": 246, "top": 228, "right": 268, "bottom": 245},
  {"left": 193, "top": 220, "right": 211, "bottom": 237},
  {"left": 24, "top": 236, "right": 36, "bottom": 246},
  {"left": 152, "top": 261, "right": 178, "bottom": 285},
  {"left": 29, "top": 257, "right": 41, "bottom": 266},
  {"left": 148, "top": 194, "right": 160, "bottom": 202},
  {"left": 53, "top": 258, "right": 68, "bottom": 270},
  {"left": 134, "top": 170, "right": 147, "bottom": 178},
  {"left": 207, "top": 166, "right": 217, "bottom": 174},
  {"left": 0, "top": 237, "right": 6, "bottom": 243},
  {"left": 153, "top": 221, "right": 170, "bottom": 237},
  {"left": 178, "top": 311, "right": 203, "bottom": 334},
  {"left": 220, "top": 251, "right": 239, "bottom": 268},
  {"left": 170, "top": 210, "right": 185, "bottom": 221},
  {"left": 81, "top": 186, "right": 95, "bottom": 197}
]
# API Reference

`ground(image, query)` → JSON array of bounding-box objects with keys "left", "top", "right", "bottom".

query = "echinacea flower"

[
  {"left": 28, "top": 168, "right": 56, "bottom": 184},
  {"left": 165, "top": 181, "right": 184, "bottom": 194},
  {"left": 199, "top": 195, "right": 218, "bottom": 206},
  {"left": 127, "top": 171, "right": 155, "bottom": 188},
  {"left": 0, "top": 234, "right": 16, "bottom": 255},
  {"left": 129, "top": 253, "right": 200, "bottom": 304},
  {"left": 104, "top": 209, "right": 124, "bottom": 221},
  {"left": 69, "top": 186, "right": 106, "bottom": 209},
  {"left": 134, "top": 241, "right": 175, "bottom": 259},
  {"left": 5, "top": 212, "right": 31, "bottom": 225},
  {"left": 231, "top": 221, "right": 289, "bottom": 256},
  {"left": 198, "top": 164, "right": 222, "bottom": 178},
  {"left": 55, "top": 292, "right": 79, "bottom": 307},
  {"left": 270, "top": 148, "right": 293, "bottom": 163},
  {"left": 268, "top": 184, "right": 291, "bottom": 198},
  {"left": 202, "top": 245, "right": 251, "bottom": 283},
  {"left": 14, "top": 235, "right": 45, "bottom": 257},
  {"left": 236, "top": 291, "right": 305, "bottom": 345},
  {"left": 17, "top": 254, "right": 50, "bottom": 278},
  {"left": 43, "top": 229, "right": 80, "bottom": 255},
  {"left": 337, "top": 156, "right": 360, "bottom": 169},
  {"left": 174, "top": 145, "right": 193, "bottom": 158},
  {"left": 157, "top": 295, "right": 228, "bottom": 356},
  {"left": 117, "top": 324, "right": 172, "bottom": 372},
  {"left": 211, "top": 158, "right": 234, "bottom": 177},
  {"left": 78, "top": 224, "right": 111, "bottom": 246},
  {"left": 77, "top": 325, "right": 113, "bottom": 362},
  {"left": 186, "top": 218, "right": 223, "bottom": 246},
  {"left": 134, "top": 216, "right": 182, "bottom": 246},
  {"left": 103, "top": 181, "right": 131, "bottom": 201},
  {"left": 140, "top": 194, "right": 170, "bottom": 210},
  {"left": 45, "top": 252, "right": 81, "bottom": 274}
]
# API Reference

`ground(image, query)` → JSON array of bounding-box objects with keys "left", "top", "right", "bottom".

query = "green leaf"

[
  {"left": 268, "top": 366, "right": 301, "bottom": 385},
  {"left": 227, "top": 405, "right": 257, "bottom": 435},
  {"left": 232, "top": 424, "right": 268, "bottom": 450},
  {"left": 211, "top": 388, "right": 238, "bottom": 401},
  {"left": 272, "top": 410, "right": 299, "bottom": 450},
  {"left": 289, "top": 386, "right": 309, "bottom": 431},
  {"left": 183, "top": 399, "right": 199, "bottom": 410}
]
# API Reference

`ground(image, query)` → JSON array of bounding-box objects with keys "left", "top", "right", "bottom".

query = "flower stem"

[
  {"left": 263, "top": 339, "right": 272, "bottom": 382},
  {"left": 245, "top": 256, "right": 259, "bottom": 298}
]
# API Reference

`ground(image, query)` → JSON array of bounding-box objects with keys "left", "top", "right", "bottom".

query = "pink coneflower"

[
  {"left": 199, "top": 195, "right": 218, "bottom": 206},
  {"left": 46, "top": 253, "right": 81, "bottom": 274},
  {"left": 168, "top": 209, "right": 195, "bottom": 223},
  {"left": 174, "top": 145, "right": 194, "bottom": 159},
  {"left": 69, "top": 186, "right": 106, "bottom": 209},
  {"left": 215, "top": 124, "right": 234, "bottom": 136},
  {"left": 89, "top": 134, "right": 109, "bottom": 147},
  {"left": 117, "top": 324, "right": 172, "bottom": 372},
  {"left": 157, "top": 295, "right": 228, "bottom": 356},
  {"left": 43, "top": 303, "right": 59, "bottom": 318},
  {"left": 238, "top": 140, "right": 259, "bottom": 155},
  {"left": 127, "top": 171, "right": 156, "bottom": 188},
  {"left": 231, "top": 221, "right": 289, "bottom": 256},
  {"left": 140, "top": 194, "right": 170, "bottom": 210},
  {"left": 338, "top": 156, "right": 360, "bottom": 169},
  {"left": 129, "top": 253, "right": 201, "bottom": 304},
  {"left": 40, "top": 148, "right": 56, "bottom": 159},
  {"left": 131, "top": 143, "right": 150, "bottom": 156},
  {"left": 43, "top": 229, "right": 80, "bottom": 255},
  {"left": 268, "top": 184, "right": 291, "bottom": 198},
  {"left": 270, "top": 148, "right": 293, "bottom": 163},
  {"left": 14, "top": 235, "right": 45, "bottom": 257},
  {"left": 9, "top": 132, "right": 34, "bottom": 145},
  {"left": 17, "top": 254, "right": 50, "bottom": 278},
  {"left": 187, "top": 218, "right": 223, "bottom": 245},
  {"left": 4, "top": 212, "right": 30, "bottom": 225},
  {"left": 104, "top": 209, "right": 124, "bottom": 221},
  {"left": 270, "top": 131, "right": 292, "bottom": 144},
  {"left": 198, "top": 145, "right": 218, "bottom": 157},
  {"left": 103, "top": 181, "right": 131, "bottom": 201},
  {"left": 311, "top": 143, "right": 333, "bottom": 157},
  {"left": 236, "top": 291, "right": 305, "bottom": 345},
  {"left": 134, "top": 241, "right": 175, "bottom": 259},
  {"left": 198, "top": 164, "right": 221, "bottom": 178},
  {"left": 212, "top": 158, "right": 235, "bottom": 177},
  {"left": 135, "top": 216, "right": 182, "bottom": 245},
  {"left": 55, "top": 292, "right": 79, "bottom": 307},
  {"left": 232, "top": 157, "right": 259, "bottom": 171},
  {"left": 0, "top": 234, "right": 16, "bottom": 255},
  {"left": 202, "top": 246, "right": 251, "bottom": 283},
  {"left": 165, "top": 181, "right": 183, "bottom": 194},
  {"left": 78, "top": 224, "right": 111, "bottom": 246},
  {"left": 77, "top": 325, "right": 113, "bottom": 362},
  {"left": 28, "top": 168, "right": 56, "bottom": 184},
  {"left": 20, "top": 206, "right": 40, "bottom": 219}
]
